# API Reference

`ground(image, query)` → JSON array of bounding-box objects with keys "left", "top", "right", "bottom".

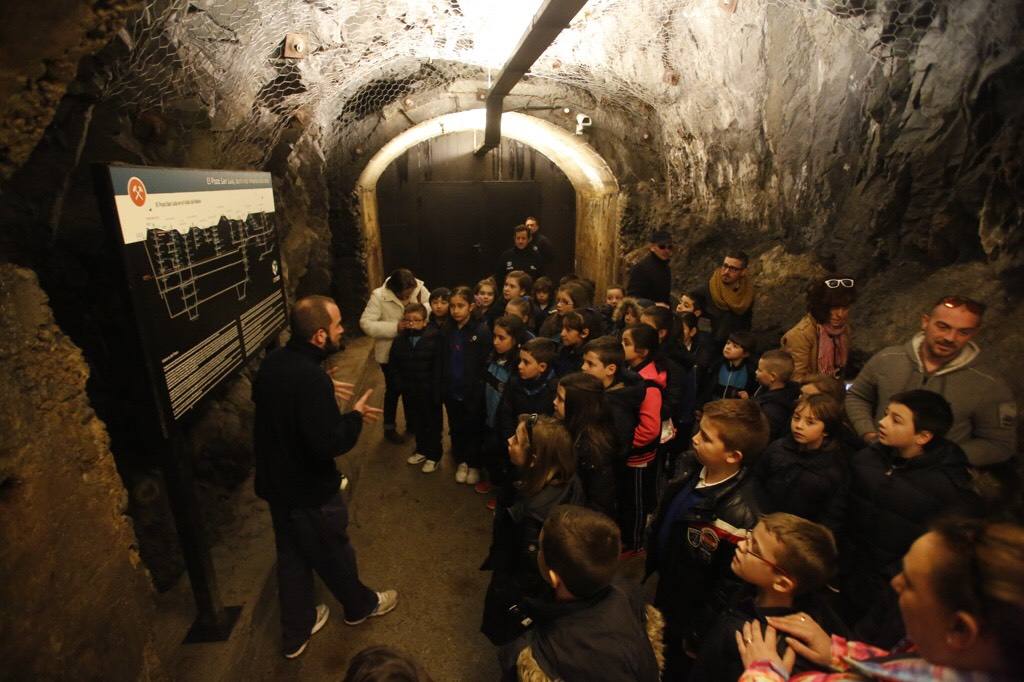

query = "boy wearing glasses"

[
  {"left": 625, "top": 228, "right": 674, "bottom": 306},
  {"left": 845, "top": 294, "right": 1016, "bottom": 467},
  {"left": 645, "top": 399, "right": 770, "bottom": 679},
  {"left": 690, "top": 513, "right": 843, "bottom": 682}
]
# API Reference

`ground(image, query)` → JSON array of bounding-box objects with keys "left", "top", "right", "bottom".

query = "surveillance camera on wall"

[{"left": 575, "top": 114, "right": 592, "bottom": 135}]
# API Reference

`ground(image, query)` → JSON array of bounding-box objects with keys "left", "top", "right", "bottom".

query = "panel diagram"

[{"left": 144, "top": 212, "right": 277, "bottom": 321}]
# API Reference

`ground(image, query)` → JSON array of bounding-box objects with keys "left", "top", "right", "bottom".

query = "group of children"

[{"left": 383, "top": 269, "right": 986, "bottom": 681}]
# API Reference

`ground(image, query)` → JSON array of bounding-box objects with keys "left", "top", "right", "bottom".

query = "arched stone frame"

[{"left": 356, "top": 110, "right": 621, "bottom": 293}]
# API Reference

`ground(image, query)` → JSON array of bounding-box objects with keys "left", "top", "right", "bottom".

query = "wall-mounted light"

[
  {"left": 575, "top": 113, "right": 592, "bottom": 135},
  {"left": 403, "top": 97, "right": 414, "bottom": 108},
  {"left": 562, "top": 107, "right": 571, "bottom": 115},
  {"left": 641, "top": 132, "right": 651, "bottom": 141},
  {"left": 354, "top": 146, "right": 365, "bottom": 156}
]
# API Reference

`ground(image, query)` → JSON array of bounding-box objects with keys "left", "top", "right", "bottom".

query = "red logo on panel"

[{"left": 128, "top": 177, "right": 147, "bottom": 206}]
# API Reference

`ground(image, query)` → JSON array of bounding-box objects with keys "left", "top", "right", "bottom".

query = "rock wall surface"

[{"left": 0, "top": 264, "right": 162, "bottom": 680}]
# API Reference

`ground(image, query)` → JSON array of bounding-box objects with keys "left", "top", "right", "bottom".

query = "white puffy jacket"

[{"left": 359, "top": 276, "right": 431, "bottom": 364}]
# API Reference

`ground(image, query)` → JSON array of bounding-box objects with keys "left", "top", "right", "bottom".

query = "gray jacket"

[{"left": 845, "top": 333, "right": 1017, "bottom": 467}]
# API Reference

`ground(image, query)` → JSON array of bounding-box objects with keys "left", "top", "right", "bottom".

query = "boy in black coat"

[
  {"left": 832, "top": 389, "right": 981, "bottom": 647},
  {"left": 498, "top": 506, "right": 662, "bottom": 682},
  {"left": 498, "top": 338, "right": 559, "bottom": 438},
  {"left": 750, "top": 349, "right": 801, "bottom": 441},
  {"left": 389, "top": 303, "right": 444, "bottom": 471},
  {"left": 645, "top": 399, "right": 770, "bottom": 680}
]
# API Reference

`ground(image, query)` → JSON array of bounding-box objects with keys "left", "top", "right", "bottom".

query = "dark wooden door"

[{"left": 377, "top": 132, "right": 575, "bottom": 290}]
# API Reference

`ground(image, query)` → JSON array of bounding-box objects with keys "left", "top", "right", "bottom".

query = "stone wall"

[{"left": 0, "top": 264, "right": 162, "bottom": 680}]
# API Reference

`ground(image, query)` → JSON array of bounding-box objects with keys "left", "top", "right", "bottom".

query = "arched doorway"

[
  {"left": 356, "top": 110, "right": 621, "bottom": 293},
  {"left": 376, "top": 132, "right": 575, "bottom": 287}
]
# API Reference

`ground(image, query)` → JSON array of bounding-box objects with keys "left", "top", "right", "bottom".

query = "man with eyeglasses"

[
  {"left": 697, "top": 251, "right": 756, "bottom": 345},
  {"left": 846, "top": 295, "right": 1017, "bottom": 467},
  {"left": 625, "top": 228, "right": 674, "bottom": 306}
]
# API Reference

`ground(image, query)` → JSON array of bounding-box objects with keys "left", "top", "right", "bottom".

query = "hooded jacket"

[
  {"left": 754, "top": 381, "right": 801, "bottom": 441},
  {"left": 507, "top": 585, "right": 664, "bottom": 682},
  {"left": 845, "top": 333, "right": 1016, "bottom": 467},
  {"left": 497, "top": 370, "right": 559, "bottom": 439},
  {"left": 755, "top": 435, "right": 849, "bottom": 529},
  {"left": 604, "top": 370, "right": 646, "bottom": 464},
  {"left": 481, "top": 477, "right": 586, "bottom": 645},
  {"left": 359, "top": 276, "right": 431, "bottom": 363},
  {"left": 835, "top": 439, "right": 981, "bottom": 642}
]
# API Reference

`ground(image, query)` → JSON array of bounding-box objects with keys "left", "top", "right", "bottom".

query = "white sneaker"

[
  {"left": 421, "top": 459, "right": 439, "bottom": 473},
  {"left": 407, "top": 453, "right": 426, "bottom": 465},
  {"left": 284, "top": 603, "right": 329, "bottom": 659},
  {"left": 344, "top": 589, "right": 398, "bottom": 625},
  {"left": 465, "top": 467, "right": 481, "bottom": 485},
  {"left": 455, "top": 462, "right": 469, "bottom": 483}
]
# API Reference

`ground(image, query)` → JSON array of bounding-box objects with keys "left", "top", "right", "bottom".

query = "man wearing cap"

[
  {"left": 845, "top": 295, "right": 1017, "bottom": 467},
  {"left": 626, "top": 229, "right": 674, "bottom": 306},
  {"left": 697, "top": 250, "right": 756, "bottom": 345}
]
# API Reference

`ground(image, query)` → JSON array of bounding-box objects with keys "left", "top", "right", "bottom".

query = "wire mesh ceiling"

[{"left": 105, "top": 0, "right": 1002, "bottom": 169}]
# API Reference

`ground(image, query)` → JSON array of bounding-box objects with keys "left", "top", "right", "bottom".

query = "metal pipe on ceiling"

[{"left": 474, "top": 0, "right": 589, "bottom": 156}]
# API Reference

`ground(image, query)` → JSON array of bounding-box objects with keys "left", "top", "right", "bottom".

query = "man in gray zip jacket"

[{"left": 846, "top": 295, "right": 1017, "bottom": 467}]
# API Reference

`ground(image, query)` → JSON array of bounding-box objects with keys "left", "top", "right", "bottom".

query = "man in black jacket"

[
  {"left": 626, "top": 229, "right": 673, "bottom": 306},
  {"left": 254, "top": 295, "right": 397, "bottom": 659},
  {"left": 497, "top": 224, "right": 542, "bottom": 279}
]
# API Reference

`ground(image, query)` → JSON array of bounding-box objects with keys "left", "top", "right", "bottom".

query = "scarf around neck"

[
  {"left": 709, "top": 270, "right": 754, "bottom": 314},
  {"left": 817, "top": 321, "right": 849, "bottom": 377}
]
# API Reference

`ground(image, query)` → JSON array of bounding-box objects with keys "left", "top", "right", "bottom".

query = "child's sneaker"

[
  {"left": 465, "top": 467, "right": 481, "bottom": 485},
  {"left": 407, "top": 453, "right": 426, "bottom": 465},
  {"left": 455, "top": 462, "right": 469, "bottom": 483},
  {"left": 421, "top": 459, "right": 439, "bottom": 473},
  {"left": 473, "top": 480, "right": 493, "bottom": 494}
]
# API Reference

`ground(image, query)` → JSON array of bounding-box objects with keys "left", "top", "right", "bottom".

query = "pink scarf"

[{"left": 817, "top": 322, "right": 849, "bottom": 377}]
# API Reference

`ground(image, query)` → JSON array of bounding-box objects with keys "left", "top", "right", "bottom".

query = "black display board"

[{"left": 97, "top": 164, "right": 287, "bottom": 435}]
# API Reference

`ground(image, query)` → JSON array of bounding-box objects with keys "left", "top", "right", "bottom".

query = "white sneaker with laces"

[
  {"left": 407, "top": 453, "right": 426, "bottom": 465},
  {"left": 344, "top": 589, "right": 398, "bottom": 625},
  {"left": 421, "top": 459, "right": 439, "bottom": 473},
  {"left": 455, "top": 462, "right": 469, "bottom": 483},
  {"left": 284, "top": 603, "right": 329, "bottom": 659},
  {"left": 465, "top": 467, "right": 481, "bottom": 485}
]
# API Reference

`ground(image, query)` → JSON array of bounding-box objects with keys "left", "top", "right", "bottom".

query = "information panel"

[{"left": 97, "top": 164, "right": 287, "bottom": 432}]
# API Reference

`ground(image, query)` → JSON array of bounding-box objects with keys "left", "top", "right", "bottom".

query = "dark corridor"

[{"left": 376, "top": 132, "right": 575, "bottom": 289}]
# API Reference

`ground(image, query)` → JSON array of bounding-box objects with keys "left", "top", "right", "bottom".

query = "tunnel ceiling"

[{"left": 104, "top": 0, "right": 960, "bottom": 169}]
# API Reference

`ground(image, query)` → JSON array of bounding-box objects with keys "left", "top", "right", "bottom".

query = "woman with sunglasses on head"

[
  {"left": 736, "top": 516, "right": 1024, "bottom": 682},
  {"left": 782, "top": 277, "right": 857, "bottom": 383},
  {"left": 479, "top": 414, "right": 584, "bottom": 646}
]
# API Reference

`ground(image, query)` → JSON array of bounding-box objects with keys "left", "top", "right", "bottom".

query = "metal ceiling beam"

[{"left": 474, "top": 0, "right": 589, "bottom": 156}]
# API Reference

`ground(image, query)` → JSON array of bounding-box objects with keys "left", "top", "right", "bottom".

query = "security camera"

[{"left": 575, "top": 113, "right": 592, "bottom": 135}]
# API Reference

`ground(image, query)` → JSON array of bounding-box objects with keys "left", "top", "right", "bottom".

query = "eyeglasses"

[
  {"left": 740, "top": 529, "right": 791, "bottom": 578},
  {"left": 939, "top": 295, "right": 986, "bottom": 316},
  {"left": 721, "top": 263, "right": 745, "bottom": 272},
  {"left": 824, "top": 278, "right": 855, "bottom": 289},
  {"left": 655, "top": 243, "right": 674, "bottom": 251}
]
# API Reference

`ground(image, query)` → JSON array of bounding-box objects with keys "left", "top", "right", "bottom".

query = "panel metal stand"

[{"left": 161, "top": 426, "right": 242, "bottom": 643}]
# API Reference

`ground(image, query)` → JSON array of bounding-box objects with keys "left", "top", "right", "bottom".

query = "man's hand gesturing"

[{"left": 353, "top": 389, "right": 384, "bottom": 424}]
